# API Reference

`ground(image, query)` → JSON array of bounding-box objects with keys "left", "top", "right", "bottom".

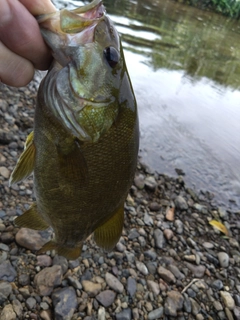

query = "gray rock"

[
  {"left": 116, "top": 308, "right": 132, "bottom": 320},
  {"left": 127, "top": 277, "right": 137, "bottom": 297},
  {"left": 0, "top": 260, "right": 17, "bottom": 281},
  {"left": 105, "top": 272, "right": 124, "bottom": 293},
  {"left": 233, "top": 306, "right": 240, "bottom": 320},
  {"left": 175, "top": 196, "right": 188, "bottom": 210},
  {"left": 67, "top": 276, "right": 82, "bottom": 290},
  {"left": 134, "top": 174, "right": 145, "bottom": 189},
  {"left": 0, "top": 304, "right": 16, "bottom": 320},
  {"left": 128, "top": 228, "right": 140, "bottom": 240},
  {"left": 218, "top": 252, "right": 229, "bottom": 268},
  {"left": 0, "top": 281, "right": 12, "bottom": 298},
  {"left": 53, "top": 255, "right": 68, "bottom": 274},
  {"left": 145, "top": 176, "right": 157, "bottom": 191},
  {"left": 37, "top": 255, "right": 52, "bottom": 267},
  {"left": 174, "top": 219, "right": 184, "bottom": 234},
  {"left": 0, "top": 252, "right": 8, "bottom": 264},
  {"left": 190, "top": 298, "right": 201, "bottom": 315},
  {"left": 168, "top": 265, "right": 185, "bottom": 280},
  {"left": 18, "top": 273, "right": 30, "bottom": 286},
  {"left": 183, "top": 294, "right": 191, "bottom": 313},
  {"left": 157, "top": 266, "right": 176, "bottom": 284},
  {"left": 52, "top": 287, "right": 77, "bottom": 320},
  {"left": 144, "top": 250, "right": 157, "bottom": 260},
  {"left": 136, "top": 261, "right": 148, "bottom": 275},
  {"left": 0, "top": 243, "right": 9, "bottom": 251},
  {"left": 164, "top": 291, "right": 184, "bottom": 316},
  {"left": 212, "top": 279, "right": 223, "bottom": 291},
  {"left": 26, "top": 297, "right": 37, "bottom": 310},
  {"left": 148, "top": 307, "right": 164, "bottom": 320},
  {"left": 144, "top": 212, "right": 153, "bottom": 226},
  {"left": 125, "top": 251, "right": 135, "bottom": 264},
  {"left": 34, "top": 265, "right": 62, "bottom": 296},
  {"left": 96, "top": 290, "right": 116, "bottom": 307},
  {"left": 153, "top": 229, "right": 165, "bottom": 249},
  {"left": 185, "top": 262, "right": 206, "bottom": 278}
]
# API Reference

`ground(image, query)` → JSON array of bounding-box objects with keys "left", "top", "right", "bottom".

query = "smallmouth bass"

[{"left": 10, "top": 0, "right": 139, "bottom": 260}]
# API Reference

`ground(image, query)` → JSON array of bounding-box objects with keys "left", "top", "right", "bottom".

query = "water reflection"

[{"left": 54, "top": 0, "right": 240, "bottom": 207}]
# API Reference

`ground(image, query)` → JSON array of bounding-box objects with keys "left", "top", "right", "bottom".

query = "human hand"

[{"left": 0, "top": 0, "right": 56, "bottom": 87}]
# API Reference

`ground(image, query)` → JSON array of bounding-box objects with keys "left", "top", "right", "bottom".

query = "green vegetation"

[{"left": 176, "top": 0, "right": 240, "bottom": 18}]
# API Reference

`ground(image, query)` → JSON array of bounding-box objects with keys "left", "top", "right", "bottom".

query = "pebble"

[
  {"left": 52, "top": 287, "right": 77, "bottom": 320},
  {"left": 175, "top": 195, "right": 188, "bottom": 210},
  {"left": 0, "top": 281, "right": 12, "bottom": 299},
  {"left": 34, "top": 265, "right": 62, "bottom": 296},
  {"left": 164, "top": 290, "right": 184, "bottom": 316},
  {"left": 220, "top": 291, "right": 235, "bottom": 309},
  {"left": 15, "top": 228, "right": 51, "bottom": 251},
  {"left": 144, "top": 176, "right": 157, "bottom": 191},
  {"left": 37, "top": 255, "right": 52, "bottom": 267},
  {"left": 96, "top": 290, "right": 116, "bottom": 307},
  {"left": 148, "top": 307, "right": 164, "bottom": 320},
  {"left": 185, "top": 262, "right": 206, "bottom": 278},
  {"left": 0, "top": 166, "right": 10, "bottom": 179},
  {"left": 105, "top": 272, "right": 124, "bottom": 293},
  {"left": 165, "top": 206, "right": 175, "bottom": 221},
  {"left": 157, "top": 266, "right": 176, "bottom": 283},
  {"left": 147, "top": 280, "right": 160, "bottom": 295},
  {"left": 218, "top": 252, "right": 229, "bottom": 268},
  {"left": 127, "top": 277, "right": 137, "bottom": 297},
  {"left": 12, "top": 299, "right": 23, "bottom": 318},
  {"left": 0, "top": 304, "right": 16, "bottom": 320},
  {"left": 0, "top": 260, "right": 17, "bottom": 281},
  {"left": 116, "top": 308, "right": 132, "bottom": 320},
  {"left": 136, "top": 261, "right": 148, "bottom": 275},
  {"left": 82, "top": 280, "right": 101, "bottom": 297},
  {"left": 153, "top": 229, "right": 165, "bottom": 249}
]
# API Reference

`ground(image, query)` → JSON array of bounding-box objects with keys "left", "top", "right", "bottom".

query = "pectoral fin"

[
  {"left": 57, "top": 139, "right": 88, "bottom": 186},
  {"left": 14, "top": 203, "right": 49, "bottom": 230},
  {"left": 94, "top": 205, "right": 124, "bottom": 251},
  {"left": 9, "top": 131, "right": 35, "bottom": 185},
  {"left": 38, "top": 241, "right": 82, "bottom": 260}
]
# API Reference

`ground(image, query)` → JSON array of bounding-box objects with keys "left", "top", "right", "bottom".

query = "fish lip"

[{"left": 37, "top": 0, "right": 105, "bottom": 34}]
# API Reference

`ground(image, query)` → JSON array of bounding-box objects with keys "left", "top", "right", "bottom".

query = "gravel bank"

[{"left": 1, "top": 76, "right": 240, "bottom": 319}]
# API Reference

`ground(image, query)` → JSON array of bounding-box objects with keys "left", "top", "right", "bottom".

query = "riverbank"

[
  {"left": 174, "top": 0, "right": 240, "bottom": 18},
  {"left": 1, "top": 78, "right": 240, "bottom": 319}
]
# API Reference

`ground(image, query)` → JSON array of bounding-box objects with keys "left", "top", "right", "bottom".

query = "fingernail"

[{"left": 0, "top": 0, "right": 12, "bottom": 26}]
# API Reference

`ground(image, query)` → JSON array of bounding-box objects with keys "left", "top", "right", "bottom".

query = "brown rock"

[
  {"left": 34, "top": 265, "right": 62, "bottom": 296},
  {"left": 166, "top": 206, "right": 175, "bottom": 221},
  {"left": 15, "top": 228, "right": 51, "bottom": 251},
  {"left": 82, "top": 280, "right": 102, "bottom": 297},
  {"left": 157, "top": 266, "right": 176, "bottom": 284}
]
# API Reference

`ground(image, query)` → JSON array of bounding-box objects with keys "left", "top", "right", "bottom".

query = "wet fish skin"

[{"left": 10, "top": 0, "right": 139, "bottom": 259}]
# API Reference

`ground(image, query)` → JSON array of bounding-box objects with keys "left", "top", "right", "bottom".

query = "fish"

[{"left": 10, "top": 0, "right": 139, "bottom": 260}]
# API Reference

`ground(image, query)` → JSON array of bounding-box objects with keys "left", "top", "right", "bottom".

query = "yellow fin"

[
  {"left": 14, "top": 203, "right": 49, "bottom": 230},
  {"left": 9, "top": 131, "right": 35, "bottom": 185},
  {"left": 209, "top": 220, "right": 229, "bottom": 236},
  {"left": 37, "top": 241, "right": 82, "bottom": 260},
  {"left": 57, "top": 139, "right": 88, "bottom": 186},
  {"left": 94, "top": 205, "right": 124, "bottom": 251}
]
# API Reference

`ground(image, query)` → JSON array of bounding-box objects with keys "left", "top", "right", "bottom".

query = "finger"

[
  {"left": 19, "top": 0, "right": 56, "bottom": 15},
  {"left": 0, "top": 42, "right": 35, "bottom": 87},
  {"left": 0, "top": 0, "right": 53, "bottom": 70}
]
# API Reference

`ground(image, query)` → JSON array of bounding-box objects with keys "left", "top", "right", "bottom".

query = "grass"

[{"left": 175, "top": 0, "right": 240, "bottom": 18}]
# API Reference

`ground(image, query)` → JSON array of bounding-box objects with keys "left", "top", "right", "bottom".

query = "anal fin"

[
  {"left": 38, "top": 241, "right": 82, "bottom": 260},
  {"left": 14, "top": 203, "right": 49, "bottom": 230},
  {"left": 94, "top": 204, "right": 124, "bottom": 251},
  {"left": 10, "top": 131, "right": 35, "bottom": 185}
]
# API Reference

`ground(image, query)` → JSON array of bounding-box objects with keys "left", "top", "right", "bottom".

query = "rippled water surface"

[{"left": 53, "top": 0, "right": 240, "bottom": 208}]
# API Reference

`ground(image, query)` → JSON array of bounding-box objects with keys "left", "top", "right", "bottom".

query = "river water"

[{"left": 53, "top": 0, "right": 240, "bottom": 208}]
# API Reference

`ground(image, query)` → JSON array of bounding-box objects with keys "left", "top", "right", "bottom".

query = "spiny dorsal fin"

[
  {"left": 14, "top": 203, "right": 49, "bottom": 230},
  {"left": 9, "top": 131, "right": 35, "bottom": 185},
  {"left": 94, "top": 204, "right": 124, "bottom": 251},
  {"left": 37, "top": 241, "right": 82, "bottom": 260}
]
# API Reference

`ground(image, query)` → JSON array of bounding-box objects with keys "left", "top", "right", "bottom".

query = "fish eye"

[{"left": 104, "top": 47, "right": 120, "bottom": 68}]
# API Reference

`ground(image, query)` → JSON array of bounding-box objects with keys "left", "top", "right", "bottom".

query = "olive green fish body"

[{"left": 10, "top": 0, "right": 139, "bottom": 259}]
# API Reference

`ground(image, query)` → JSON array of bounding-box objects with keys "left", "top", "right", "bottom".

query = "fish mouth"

[{"left": 37, "top": 0, "right": 105, "bottom": 49}]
